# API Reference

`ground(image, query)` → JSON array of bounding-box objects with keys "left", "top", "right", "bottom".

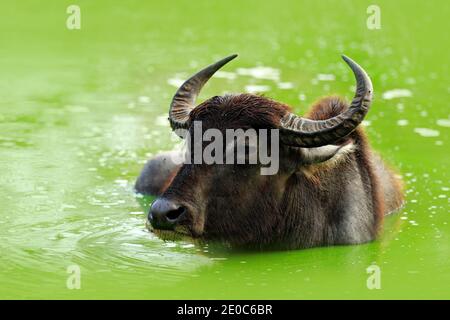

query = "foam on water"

[
  {"left": 436, "top": 119, "right": 450, "bottom": 127},
  {"left": 413, "top": 128, "right": 440, "bottom": 137},
  {"left": 277, "top": 82, "right": 294, "bottom": 89},
  {"left": 316, "top": 73, "right": 335, "bottom": 81},
  {"left": 397, "top": 119, "right": 409, "bottom": 126},
  {"left": 215, "top": 71, "right": 237, "bottom": 80}
]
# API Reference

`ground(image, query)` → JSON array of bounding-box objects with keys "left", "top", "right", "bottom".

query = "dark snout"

[{"left": 149, "top": 198, "right": 186, "bottom": 230}]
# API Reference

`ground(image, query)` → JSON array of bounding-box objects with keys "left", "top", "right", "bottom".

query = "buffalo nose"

[{"left": 149, "top": 198, "right": 186, "bottom": 230}]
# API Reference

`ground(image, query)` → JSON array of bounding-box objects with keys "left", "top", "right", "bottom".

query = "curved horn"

[
  {"left": 169, "top": 54, "right": 238, "bottom": 132},
  {"left": 279, "top": 55, "right": 373, "bottom": 147}
]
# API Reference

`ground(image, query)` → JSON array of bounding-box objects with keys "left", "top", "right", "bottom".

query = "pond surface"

[{"left": 0, "top": 1, "right": 448, "bottom": 299}]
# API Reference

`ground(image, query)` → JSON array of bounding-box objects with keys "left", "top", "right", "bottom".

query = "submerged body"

[{"left": 136, "top": 55, "right": 404, "bottom": 250}]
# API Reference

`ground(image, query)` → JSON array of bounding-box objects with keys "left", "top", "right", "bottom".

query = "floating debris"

[
  {"left": 129, "top": 211, "right": 144, "bottom": 215},
  {"left": 316, "top": 73, "right": 335, "bottom": 81},
  {"left": 382, "top": 89, "right": 413, "bottom": 100},
  {"left": 236, "top": 66, "right": 280, "bottom": 81},
  {"left": 115, "top": 179, "right": 129, "bottom": 187},
  {"left": 245, "top": 84, "right": 271, "bottom": 93},
  {"left": 397, "top": 119, "right": 409, "bottom": 126},
  {"left": 277, "top": 82, "right": 294, "bottom": 89},
  {"left": 414, "top": 128, "right": 440, "bottom": 137},
  {"left": 215, "top": 71, "right": 237, "bottom": 80},
  {"left": 436, "top": 119, "right": 450, "bottom": 127}
]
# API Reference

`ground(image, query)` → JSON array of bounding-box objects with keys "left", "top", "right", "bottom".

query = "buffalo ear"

[{"left": 300, "top": 142, "right": 355, "bottom": 166}]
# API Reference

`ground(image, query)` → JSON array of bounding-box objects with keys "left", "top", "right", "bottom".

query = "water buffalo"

[{"left": 136, "top": 54, "right": 404, "bottom": 250}]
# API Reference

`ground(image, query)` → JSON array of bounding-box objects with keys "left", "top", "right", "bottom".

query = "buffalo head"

[{"left": 145, "top": 54, "right": 377, "bottom": 249}]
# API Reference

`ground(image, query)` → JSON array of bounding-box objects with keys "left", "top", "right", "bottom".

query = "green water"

[{"left": 0, "top": 0, "right": 448, "bottom": 299}]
